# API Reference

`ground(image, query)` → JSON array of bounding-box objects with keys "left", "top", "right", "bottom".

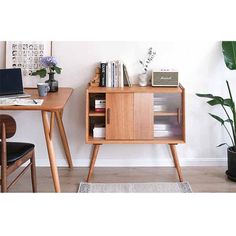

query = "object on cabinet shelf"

[
  {"left": 90, "top": 67, "right": 100, "bottom": 87},
  {"left": 97, "top": 61, "right": 131, "bottom": 88},
  {"left": 152, "top": 70, "right": 178, "bottom": 87},
  {"left": 100, "top": 62, "right": 106, "bottom": 87},
  {"left": 153, "top": 130, "right": 173, "bottom": 137},
  {"left": 153, "top": 123, "right": 171, "bottom": 131},
  {"left": 95, "top": 99, "right": 105, "bottom": 112},
  {"left": 138, "top": 72, "right": 149, "bottom": 87},
  {"left": 123, "top": 64, "right": 132, "bottom": 87},
  {"left": 93, "top": 124, "right": 106, "bottom": 138}
]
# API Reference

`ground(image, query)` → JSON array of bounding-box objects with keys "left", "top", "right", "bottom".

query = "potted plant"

[
  {"left": 196, "top": 41, "right": 236, "bottom": 181},
  {"left": 138, "top": 47, "right": 156, "bottom": 86},
  {"left": 32, "top": 56, "right": 62, "bottom": 92}
]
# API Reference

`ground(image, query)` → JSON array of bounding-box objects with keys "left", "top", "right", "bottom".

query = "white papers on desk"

[{"left": 0, "top": 98, "right": 44, "bottom": 106}]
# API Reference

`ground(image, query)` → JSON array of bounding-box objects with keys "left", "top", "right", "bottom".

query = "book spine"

[
  {"left": 120, "top": 61, "right": 124, "bottom": 87},
  {"left": 112, "top": 62, "right": 115, "bottom": 87},
  {"left": 114, "top": 61, "right": 118, "bottom": 87},
  {"left": 106, "top": 62, "right": 112, "bottom": 87},
  {"left": 100, "top": 62, "right": 106, "bottom": 87}
]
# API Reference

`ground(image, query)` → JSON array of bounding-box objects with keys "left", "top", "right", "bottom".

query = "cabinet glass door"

[{"left": 153, "top": 93, "right": 183, "bottom": 140}]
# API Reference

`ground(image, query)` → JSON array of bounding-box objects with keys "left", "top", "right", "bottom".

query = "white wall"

[{"left": 1, "top": 41, "right": 235, "bottom": 166}]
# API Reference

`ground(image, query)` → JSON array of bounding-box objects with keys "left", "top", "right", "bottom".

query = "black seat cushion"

[{"left": 0, "top": 142, "right": 34, "bottom": 164}]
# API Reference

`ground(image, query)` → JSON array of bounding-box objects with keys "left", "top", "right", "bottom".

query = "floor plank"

[{"left": 6, "top": 167, "right": 236, "bottom": 193}]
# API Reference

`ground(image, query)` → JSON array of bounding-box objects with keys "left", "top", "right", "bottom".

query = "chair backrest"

[{"left": 0, "top": 115, "right": 16, "bottom": 139}]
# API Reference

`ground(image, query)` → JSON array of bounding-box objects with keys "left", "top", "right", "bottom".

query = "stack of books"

[
  {"left": 153, "top": 123, "right": 172, "bottom": 138},
  {"left": 95, "top": 99, "right": 105, "bottom": 112},
  {"left": 100, "top": 61, "right": 131, "bottom": 87}
]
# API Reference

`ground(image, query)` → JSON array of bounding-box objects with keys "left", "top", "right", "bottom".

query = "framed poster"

[{"left": 5, "top": 41, "right": 52, "bottom": 88}]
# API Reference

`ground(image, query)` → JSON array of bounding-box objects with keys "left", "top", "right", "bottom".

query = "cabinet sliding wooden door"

[
  {"left": 134, "top": 93, "right": 153, "bottom": 139},
  {"left": 106, "top": 93, "right": 134, "bottom": 140}
]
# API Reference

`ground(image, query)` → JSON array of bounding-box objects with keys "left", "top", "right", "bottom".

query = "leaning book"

[{"left": 0, "top": 98, "right": 44, "bottom": 106}]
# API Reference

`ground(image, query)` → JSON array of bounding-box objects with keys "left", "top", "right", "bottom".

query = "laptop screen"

[{"left": 0, "top": 68, "right": 24, "bottom": 95}]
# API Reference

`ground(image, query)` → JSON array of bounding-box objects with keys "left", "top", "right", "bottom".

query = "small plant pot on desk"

[{"left": 226, "top": 147, "right": 236, "bottom": 181}]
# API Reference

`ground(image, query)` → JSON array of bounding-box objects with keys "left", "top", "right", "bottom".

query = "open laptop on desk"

[{"left": 0, "top": 68, "right": 30, "bottom": 98}]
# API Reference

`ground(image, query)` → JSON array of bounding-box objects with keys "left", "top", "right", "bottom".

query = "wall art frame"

[{"left": 5, "top": 41, "right": 52, "bottom": 88}]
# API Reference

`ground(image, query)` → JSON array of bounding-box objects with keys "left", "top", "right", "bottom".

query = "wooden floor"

[{"left": 6, "top": 166, "right": 236, "bottom": 193}]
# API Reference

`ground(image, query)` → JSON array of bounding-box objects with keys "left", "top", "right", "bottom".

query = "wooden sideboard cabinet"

[{"left": 86, "top": 85, "right": 186, "bottom": 182}]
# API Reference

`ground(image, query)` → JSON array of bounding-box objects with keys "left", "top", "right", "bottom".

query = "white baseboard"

[{"left": 35, "top": 157, "right": 227, "bottom": 167}]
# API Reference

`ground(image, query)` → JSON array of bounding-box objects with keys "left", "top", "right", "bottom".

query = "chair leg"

[
  {"left": 1, "top": 169, "right": 7, "bottom": 193},
  {"left": 30, "top": 151, "right": 37, "bottom": 193}
]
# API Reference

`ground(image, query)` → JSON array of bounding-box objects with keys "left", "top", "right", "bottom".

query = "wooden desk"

[{"left": 0, "top": 88, "right": 73, "bottom": 192}]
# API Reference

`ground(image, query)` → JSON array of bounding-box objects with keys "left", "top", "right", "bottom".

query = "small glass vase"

[
  {"left": 45, "top": 72, "right": 58, "bottom": 92},
  {"left": 138, "top": 73, "right": 149, "bottom": 87}
]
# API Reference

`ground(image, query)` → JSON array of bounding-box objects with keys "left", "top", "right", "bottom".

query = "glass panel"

[{"left": 153, "top": 93, "right": 182, "bottom": 139}]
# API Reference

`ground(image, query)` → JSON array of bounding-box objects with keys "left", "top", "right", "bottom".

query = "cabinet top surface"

[{"left": 87, "top": 84, "right": 184, "bottom": 93}]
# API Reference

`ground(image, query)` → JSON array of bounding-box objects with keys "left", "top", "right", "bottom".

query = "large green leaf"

[
  {"left": 31, "top": 68, "right": 47, "bottom": 78},
  {"left": 222, "top": 41, "right": 236, "bottom": 70},
  {"left": 209, "top": 113, "right": 224, "bottom": 125},
  {"left": 223, "top": 98, "right": 235, "bottom": 111},
  {"left": 207, "top": 97, "right": 224, "bottom": 106},
  {"left": 225, "top": 118, "right": 233, "bottom": 124},
  {"left": 217, "top": 143, "right": 229, "bottom": 147},
  {"left": 53, "top": 66, "right": 62, "bottom": 74},
  {"left": 196, "top": 93, "right": 214, "bottom": 98}
]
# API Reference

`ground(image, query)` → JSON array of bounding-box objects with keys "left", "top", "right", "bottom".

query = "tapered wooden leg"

[
  {"left": 169, "top": 144, "right": 184, "bottom": 182},
  {"left": 55, "top": 110, "right": 73, "bottom": 168},
  {"left": 42, "top": 111, "right": 61, "bottom": 192},
  {"left": 30, "top": 151, "right": 37, "bottom": 193},
  {"left": 87, "top": 144, "right": 101, "bottom": 182},
  {"left": 1, "top": 167, "right": 7, "bottom": 193}
]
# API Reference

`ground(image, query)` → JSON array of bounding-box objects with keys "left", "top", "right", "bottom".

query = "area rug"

[{"left": 78, "top": 182, "right": 192, "bottom": 193}]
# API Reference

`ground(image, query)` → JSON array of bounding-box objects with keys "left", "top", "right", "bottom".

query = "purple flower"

[{"left": 40, "top": 56, "right": 57, "bottom": 68}]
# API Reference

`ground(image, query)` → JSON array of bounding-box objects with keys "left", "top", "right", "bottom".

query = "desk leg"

[
  {"left": 87, "top": 144, "right": 100, "bottom": 182},
  {"left": 169, "top": 144, "right": 183, "bottom": 182},
  {"left": 55, "top": 110, "right": 73, "bottom": 168},
  {"left": 42, "top": 111, "right": 61, "bottom": 192}
]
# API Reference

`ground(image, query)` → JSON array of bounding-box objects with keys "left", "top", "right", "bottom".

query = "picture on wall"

[{"left": 5, "top": 41, "right": 52, "bottom": 87}]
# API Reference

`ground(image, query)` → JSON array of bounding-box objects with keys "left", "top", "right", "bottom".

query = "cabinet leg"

[
  {"left": 87, "top": 144, "right": 101, "bottom": 182},
  {"left": 169, "top": 144, "right": 184, "bottom": 182}
]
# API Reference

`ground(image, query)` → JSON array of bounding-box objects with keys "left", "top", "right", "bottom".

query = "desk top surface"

[{"left": 0, "top": 87, "right": 73, "bottom": 111}]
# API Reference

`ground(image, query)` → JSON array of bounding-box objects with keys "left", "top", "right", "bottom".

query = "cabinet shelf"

[
  {"left": 154, "top": 112, "right": 178, "bottom": 116},
  {"left": 89, "top": 111, "right": 105, "bottom": 117},
  {"left": 87, "top": 135, "right": 184, "bottom": 144}
]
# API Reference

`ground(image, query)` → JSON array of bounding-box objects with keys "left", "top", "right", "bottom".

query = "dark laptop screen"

[{"left": 0, "top": 68, "right": 24, "bottom": 95}]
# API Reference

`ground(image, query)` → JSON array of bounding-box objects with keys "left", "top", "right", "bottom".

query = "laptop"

[{"left": 0, "top": 68, "right": 30, "bottom": 98}]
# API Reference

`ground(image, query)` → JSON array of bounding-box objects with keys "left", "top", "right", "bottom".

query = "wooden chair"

[{"left": 0, "top": 115, "right": 37, "bottom": 192}]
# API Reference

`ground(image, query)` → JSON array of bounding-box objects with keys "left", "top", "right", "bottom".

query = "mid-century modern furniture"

[
  {"left": 0, "top": 115, "right": 37, "bottom": 192},
  {"left": 0, "top": 88, "right": 73, "bottom": 192},
  {"left": 86, "top": 85, "right": 185, "bottom": 182}
]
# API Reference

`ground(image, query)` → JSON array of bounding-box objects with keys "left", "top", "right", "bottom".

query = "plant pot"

[
  {"left": 226, "top": 147, "right": 236, "bottom": 181},
  {"left": 138, "top": 73, "right": 149, "bottom": 87},
  {"left": 45, "top": 72, "right": 58, "bottom": 92}
]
